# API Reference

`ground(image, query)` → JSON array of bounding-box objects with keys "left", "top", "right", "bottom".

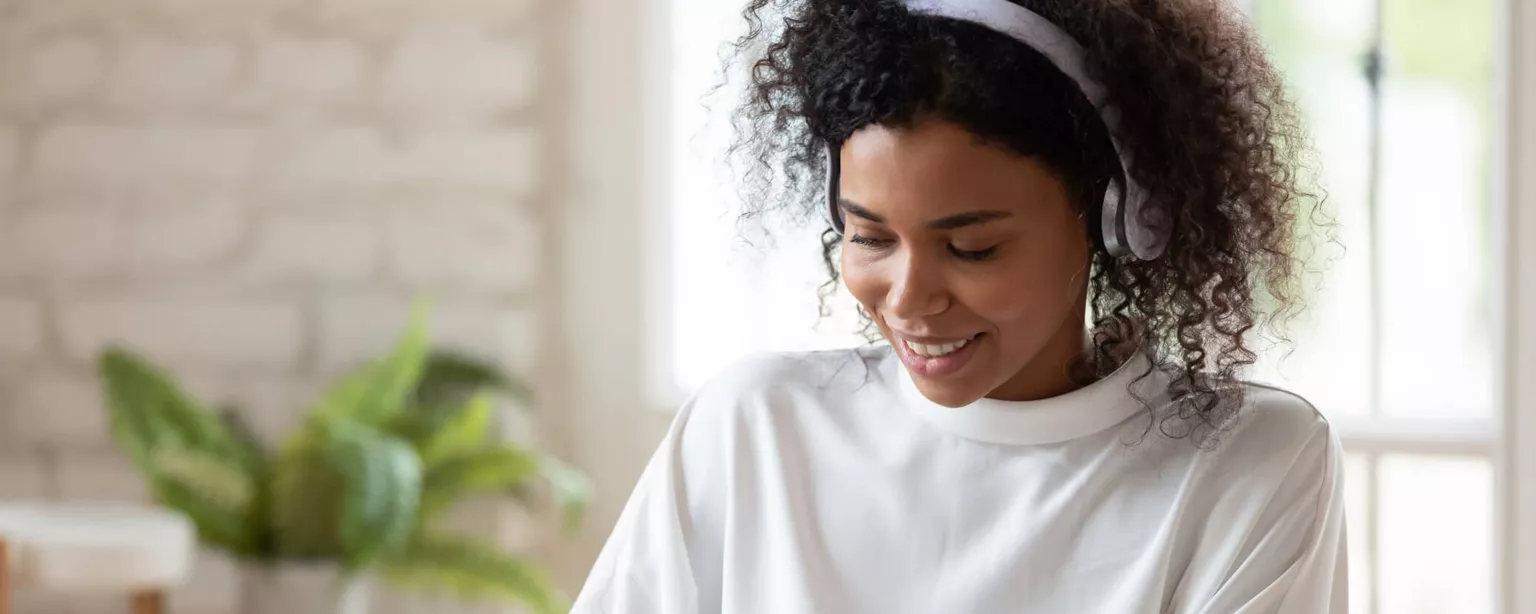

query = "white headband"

[{"left": 902, "top": 0, "right": 1168, "bottom": 260}]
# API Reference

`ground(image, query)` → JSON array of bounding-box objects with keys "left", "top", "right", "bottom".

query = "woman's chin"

[{"left": 908, "top": 372, "right": 990, "bottom": 408}]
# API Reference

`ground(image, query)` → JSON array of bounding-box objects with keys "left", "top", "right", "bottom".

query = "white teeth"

[{"left": 905, "top": 337, "right": 971, "bottom": 358}]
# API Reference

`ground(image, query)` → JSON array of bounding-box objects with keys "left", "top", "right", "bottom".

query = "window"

[
  {"left": 658, "top": 0, "right": 866, "bottom": 401},
  {"left": 656, "top": 0, "right": 1510, "bottom": 611},
  {"left": 1249, "top": 0, "right": 1502, "bottom": 610}
]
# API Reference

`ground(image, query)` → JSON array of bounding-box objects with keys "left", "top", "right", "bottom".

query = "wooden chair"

[{"left": 0, "top": 502, "right": 194, "bottom": 614}]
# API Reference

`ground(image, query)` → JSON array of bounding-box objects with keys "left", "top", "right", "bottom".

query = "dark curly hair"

[{"left": 721, "top": 0, "right": 1328, "bottom": 442}]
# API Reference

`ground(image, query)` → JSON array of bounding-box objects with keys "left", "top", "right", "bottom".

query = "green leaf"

[
  {"left": 97, "top": 348, "right": 270, "bottom": 554},
  {"left": 269, "top": 441, "right": 346, "bottom": 559},
  {"left": 419, "top": 392, "right": 493, "bottom": 468},
  {"left": 307, "top": 370, "right": 370, "bottom": 430},
  {"left": 218, "top": 409, "right": 275, "bottom": 556},
  {"left": 382, "top": 532, "right": 567, "bottom": 614},
  {"left": 381, "top": 405, "right": 438, "bottom": 453},
  {"left": 416, "top": 350, "right": 532, "bottom": 409},
  {"left": 153, "top": 476, "right": 258, "bottom": 554},
  {"left": 217, "top": 408, "right": 270, "bottom": 474},
  {"left": 537, "top": 455, "right": 593, "bottom": 535},
  {"left": 328, "top": 421, "right": 423, "bottom": 570},
  {"left": 420, "top": 446, "right": 538, "bottom": 520},
  {"left": 97, "top": 347, "right": 242, "bottom": 472},
  {"left": 314, "top": 299, "right": 433, "bottom": 427},
  {"left": 146, "top": 446, "right": 259, "bottom": 554},
  {"left": 151, "top": 446, "right": 256, "bottom": 511},
  {"left": 386, "top": 350, "right": 529, "bottom": 455}
]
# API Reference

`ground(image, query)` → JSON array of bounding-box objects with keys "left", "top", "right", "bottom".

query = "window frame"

[{"left": 1500, "top": 0, "right": 1535, "bottom": 611}]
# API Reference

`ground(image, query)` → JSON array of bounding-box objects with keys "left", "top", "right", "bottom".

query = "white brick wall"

[
  {"left": 274, "top": 127, "right": 538, "bottom": 192},
  {"left": 381, "top": 23, "right": 539, "bottom": 113},
  {"left": 9, "top": 371, "right": 109, "bottom": 448},
  {"left": 17, "top": 36, "right": 107, "bottom": 106},
  {"left": 245, "top": 212, "right": 381, "bottom": 281},
  {"left": 1, "top": 209, "right": 124, "bottom": 278},
  {"left": 386, "top": 201, "right": 539, "bottom": 290},
  {"left": 0, "top": 0, "right": 551, "bottom": 611},
  {"left": 0, "top": 453, "right": 49, "bottom": 499},
  {"left": 127, "top": 204, "right": 247, "bottom": 270},
  {"left": 58, "top": 298, "right": 305, "bottom": 369},
  {"left": 0, "top": 126, "right": 19, "bottom": 181},
  {"left": 54, "top": 450, "right": 151, "bottom": 502},
  {"left": 0, "top": 298, "right": 45, "bottom": 360},
  {"left": 107, "top": 39, "right": 242, "bottom": 107},
  {"left": 36, "top": 125, "right": 262, "bottom": 185},
  {"left": 314, "top": 0, "right": 540, "bottom": 22},
  {"left": 253, "top": 38, "right": 366, "bottom": 100}
]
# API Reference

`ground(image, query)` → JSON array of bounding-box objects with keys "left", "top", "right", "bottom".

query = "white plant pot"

[{"left": 242, "top": 561, "right": 372, "bottom": 614}]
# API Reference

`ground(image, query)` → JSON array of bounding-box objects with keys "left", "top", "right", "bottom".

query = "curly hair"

[{"left": 721, "top": 0, "right": 1327, "bottom": 442}]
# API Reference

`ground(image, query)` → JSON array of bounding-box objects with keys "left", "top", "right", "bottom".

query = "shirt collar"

[{"left": 889, "top": 347, "right": 1166, "bottom": 445}]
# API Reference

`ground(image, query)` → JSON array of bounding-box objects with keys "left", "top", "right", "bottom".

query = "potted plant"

[{"left": 95, "top": 301, "right": 590, "bottom": 614}]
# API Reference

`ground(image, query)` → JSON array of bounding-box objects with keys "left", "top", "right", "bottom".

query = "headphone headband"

[{"left": 827, "top": 0, "right": 1170, "bottom": 261}]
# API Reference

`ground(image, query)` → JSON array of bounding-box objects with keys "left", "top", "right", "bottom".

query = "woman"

[{"left": 574, "top": 0, "right": 1345, "bottom": 612}]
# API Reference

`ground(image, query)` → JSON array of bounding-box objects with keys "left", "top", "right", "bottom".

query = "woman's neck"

[
  {"left": 986, "top": 313, "right": 1096, "bottom": 402},
  {"left": 987, "top": 314, "right": 1143, "bottom": 403}
]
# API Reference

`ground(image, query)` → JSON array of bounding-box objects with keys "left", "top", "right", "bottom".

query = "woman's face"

[{"left": 838, "top": 117, "right": 1093, "bottom": 407}]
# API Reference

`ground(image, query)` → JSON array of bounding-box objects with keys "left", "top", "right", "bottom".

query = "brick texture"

[
  {"left": 0, "top": 453, "right": 49, "bottom": 499},
  {"left": 0, "top": 1, "right": 549, "bottom": 611},
  {"left": 126, "top": 204, "right": 247, "bottom": 270},
  {"left": 0, "top": 126, "right": 18, "bottom": 181},
  {"left": 0, "top": 209, "right": 124, "bottom": 278},
  {"left": 253, "top": 38, "right": 367, "bottom": 100},
  {"left": 53, "top": 449, "right": 151, "bottom": 502},
  {"left": 244, "top": 213, "right": 381, "bottom": 281},
  {"left": 381, "top": 22, "right": 539, "bottom": 113},
  {"left": 274, "top": 127, "right": 538, "bottom": 192},
  {"left": 16, "top": 36, "right": 107, "bottom": 106},
  {"left": 106, "top": 39, "right": 241, "bottom": 107},
  {"left": 8, "top": 371, "right": 110, "bottom": 448},
  {"left": 0, "top": 298, "right": 45, "bottom": 360},
  {"left": 59, "top": 299, "right": 305, "bottom": 369},
  {"left": 386, "top": 201, "right": 540, "bottom": 291},
  {"left": 36, "top": 125, "right": 261, "bottom": 185}
]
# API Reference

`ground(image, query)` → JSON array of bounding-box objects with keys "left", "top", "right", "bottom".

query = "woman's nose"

[{"left": 884, "top": 250, "right": 950, "bottom": 320}]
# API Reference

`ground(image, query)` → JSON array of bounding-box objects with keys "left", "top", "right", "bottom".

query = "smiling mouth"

[{"left": 901, "top": 333, "right": 982, "bottom": 358}]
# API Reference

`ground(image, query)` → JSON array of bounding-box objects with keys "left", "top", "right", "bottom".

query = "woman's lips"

[{"left": 893, "top": 333, "right": 984, "bottom": 378}]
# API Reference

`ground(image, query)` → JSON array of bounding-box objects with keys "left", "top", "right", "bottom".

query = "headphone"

[{"left": 824, "top": 0, "right": 1171, "bottom": 262}]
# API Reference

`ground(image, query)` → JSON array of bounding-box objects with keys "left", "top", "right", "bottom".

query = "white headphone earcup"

[
  {"left": 1101, "top": 180, "right": 1132, "bottom": 259},
  {"left": 1101, "top": 178, "right": 1169, "bottom": 261},
  {"left": 1121, "top": 179, "right": 1170, "bottom": 260}
]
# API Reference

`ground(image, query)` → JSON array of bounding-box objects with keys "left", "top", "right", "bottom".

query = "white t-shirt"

[{"left": 573, "top": 346, "right": 1347, "bottom": 614}]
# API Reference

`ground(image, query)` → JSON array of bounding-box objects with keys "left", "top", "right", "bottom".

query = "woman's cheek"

[
  {"left": 952, "top": 275, "right": 1027, "bottom": 326},
  {"left": 958, "top": 255, "right": 1061, "bottom": 325},
  {"left": 840, "top": 250, "right": 882, "bottom": 310}
]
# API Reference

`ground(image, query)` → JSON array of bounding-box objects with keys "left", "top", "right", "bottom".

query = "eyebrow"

[{"left": 839, "top": 199, "right": 1014, "bottom": 230}]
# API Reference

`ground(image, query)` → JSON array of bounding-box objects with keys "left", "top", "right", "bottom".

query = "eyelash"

[
  {"left": 951, "top": 245, "right": 998, "bottom": 262},
  {"left": 848, "top": 235, "right": 998, "bottom": 262}
]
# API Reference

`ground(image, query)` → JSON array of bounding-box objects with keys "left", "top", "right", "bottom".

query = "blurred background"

[{"left": 0, "top": 0, "right": 1534, "bottom": 612}]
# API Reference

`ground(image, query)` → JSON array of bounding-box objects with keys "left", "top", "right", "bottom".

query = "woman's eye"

[
  {"left": 849, "top": 234, "right": 888, "bottom": 248},
  {"left": 949, "top": 245, "right": 998, "bottom": 262}
]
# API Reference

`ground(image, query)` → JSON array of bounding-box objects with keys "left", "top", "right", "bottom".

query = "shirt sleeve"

[
  {"left": 1189, "top": 422, "right": 1350, "bottom": 614},
  {"left": 570, "top": 396, "right": 724, "bottom": 614}
]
